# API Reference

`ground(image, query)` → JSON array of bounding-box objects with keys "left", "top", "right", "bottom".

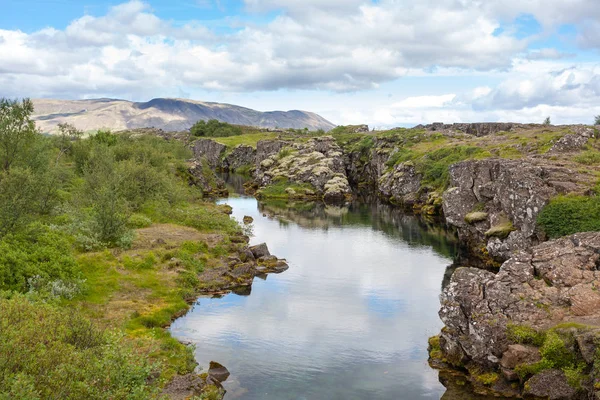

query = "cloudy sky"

[{"left": 1, "top": 0, "right": 600, "bottom": 127}]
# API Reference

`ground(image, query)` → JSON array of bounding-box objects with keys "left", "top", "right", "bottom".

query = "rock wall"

[
  {"left": 254, "top": 136, "right": 352, "bottom": 202},
  {"left": 437, "top": 232, "right": 600, "bottom": 399},
  {"left": 192, "top": 139, "right": 226, "bottom": 169},
  {"left": 442, "top": 159, "right": 588, "bottom": 260}
]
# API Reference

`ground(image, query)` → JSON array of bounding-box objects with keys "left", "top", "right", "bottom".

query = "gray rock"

[
  {"left": 523, "top": 369, "right": 576, "bottom": 400},
  {"left": 378, "top": 162, "right": 422, "bottom": 205},
  {"left": 249, "top": 243, "right": 270, "bottom": 258},
  {"left": 193, "top": 139, "right": 226, "bottom": 168},
  {"left": 442, "top": 159, "right": 586, "bottom": 260},
  {"left": 224, "top": 145, "right": 256, "bottom": 171},
  {"left": 439, "top": 232, "right": 600, "bottom": 379},
  {"left": 550, "top": 133, "right": 589, "bottom": 153}
]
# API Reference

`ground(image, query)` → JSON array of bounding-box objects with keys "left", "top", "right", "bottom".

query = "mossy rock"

[
  {"left": 465, "top": 211, "right": 488, "bottom": 224},
  {"left": 485, "top": 221, "right": 515, "bottom": 238}
]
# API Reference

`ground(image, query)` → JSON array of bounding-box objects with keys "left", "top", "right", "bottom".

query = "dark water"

[{"left": 170, "top": 177, "right": 481, "bottom": 399}]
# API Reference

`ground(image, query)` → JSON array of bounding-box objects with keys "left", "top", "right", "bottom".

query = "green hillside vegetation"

[{"left": 0, "top": 98, "right": 240, "bottom": 399}]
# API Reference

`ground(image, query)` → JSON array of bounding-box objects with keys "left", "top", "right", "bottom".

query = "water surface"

[{"left": 171, "top": 187, "right": 468, "bottom": 399}]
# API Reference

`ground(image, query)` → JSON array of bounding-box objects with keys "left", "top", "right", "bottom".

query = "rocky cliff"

[
  {"left": 434, "top": 232, "right": 600, "bottom": 399},
  {"left": 191, "top": 123, "right": 598, "bottom": 261}
]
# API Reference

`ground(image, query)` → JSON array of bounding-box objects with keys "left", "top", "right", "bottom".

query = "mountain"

[{"left": 32, "top": 98, "right": 336, "bottom": 133}]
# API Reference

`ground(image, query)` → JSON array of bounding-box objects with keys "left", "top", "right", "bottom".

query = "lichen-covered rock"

[
  {"left": 256, "top": 139, "right": 290, "bottom": 164},
  {"left": 192, "top": 139, "right": 227, "bottom": 168},
  {"left": 442, "top": 159, "right": 587, "bottom": 260},
  {"left": 437, "top": 232, "right": 600, "bottom": 399},
  {"left": 254, "top": 136, "right": 352, "bottom": 202},
  {"left": 549, "top": 132, "right": 590, "bottom": 153},
  {"left": 378, "top": 162, "right": 423, "bottom": 206}
]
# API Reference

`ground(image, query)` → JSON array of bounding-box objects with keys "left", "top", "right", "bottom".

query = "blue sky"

[{"left": 1, "top": 0, "right": 600, "bottom": 127}]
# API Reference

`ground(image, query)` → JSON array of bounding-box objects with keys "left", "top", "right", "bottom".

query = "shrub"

[
  {"left": 0, "top": 296, "right": 159, "bottom": 399},
  {"left": 594, "top": 115, "right": 600, "bottom": 125},
  {"left": 127, "top": 214, "right": 152, "bottom": 229},
  {"left": 190, "top": 119, "right": 242, "bottom": 137},
  {"left": 538, "top": 195, "right": 600, "bottom": 238},
  {"left": 0, "top": 225, "right": 79, "bottom": 293}
]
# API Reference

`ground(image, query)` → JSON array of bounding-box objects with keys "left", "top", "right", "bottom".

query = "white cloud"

[{"left": 0, "top": 0, "right": 529, "bottom": 98}]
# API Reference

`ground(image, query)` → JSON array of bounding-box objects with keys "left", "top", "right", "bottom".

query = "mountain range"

[{"left": 32, "top": 98, "right": 336, "bottom": 133}]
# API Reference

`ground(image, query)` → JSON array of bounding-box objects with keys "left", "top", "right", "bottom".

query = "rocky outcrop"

[
  {"left": 254, "top": 136, "right": 352, "bottom": 202},
  {"left": 193, "top": 139, "right": 226, "bottom": 169},
  {"left": 378, "top": 162, "right": 422, "bottom": 205},
  {"left": 187, "top": 160, "right": 228, "bottom": 197},
  {"left": 223, "top": 145, "right": 256, "bottom": 171},
  {"left": 442, "top": 159, "right": 588, "bottom": 260},
  {"left": 255, "top": 139, "right": 290, "bottom": 164},
  {"left": 417, "top": 122, "right": 523, "bottom": 136},
  {"left": 435, "top": 232, "right": 600, "bottom": 399},
  {"left": 549, "top": 126, "right": 595, "bottom": 153},
  {"left": 196, "top": 238, "right": 289, "bottom": 294}
]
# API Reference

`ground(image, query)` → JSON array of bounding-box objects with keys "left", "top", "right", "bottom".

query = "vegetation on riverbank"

[{"left": 0, "top": 98, "right": 241, "bottom": 399}]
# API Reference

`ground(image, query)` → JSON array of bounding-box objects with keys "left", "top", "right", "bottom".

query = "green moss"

[
  {"left": 485, "top": 221, "right": 515, "bottom": 238},
  {"left": 465, "top": 211, "right": 488, "bottom": 224},
  {"left": 538, "top": 195, "right": 600, "bottom": 238},
  {"left": 507, "top": 324, "right": 546, "bottom": 346},
  {"left": 474, "top": 372, "right": 499, "bottom": 386}
]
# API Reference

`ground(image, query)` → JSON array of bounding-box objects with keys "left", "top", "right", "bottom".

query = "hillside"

[{"left": 32, "top": 98, "right": 335, "bottom": 133}]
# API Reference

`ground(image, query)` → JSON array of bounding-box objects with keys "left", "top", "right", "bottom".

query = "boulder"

[
  {"left": 500, "top": 344, "right": 541, "bottom": 369},
  {"left": 523, "top": 370, "right": 576, "bottom": 400},
  {"left": 208, "top": 361, "right": 230, "bottom": 383},
  {"left": 243, "top": 216, "right": 254, "bottom": 225},
  {"left": 249, "top": 243, "right": 270, "bottom": 258}
]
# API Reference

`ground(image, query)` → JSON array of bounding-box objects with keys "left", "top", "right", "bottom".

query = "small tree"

[
  {"left": 543, "top": 116, "right": 551, "bottom": 125},
  {"left": 594, "top": 115, "right": 600, "bottom": 125},
  {"left": 0, "top": 98, "right": 39, "bottom": 172}
]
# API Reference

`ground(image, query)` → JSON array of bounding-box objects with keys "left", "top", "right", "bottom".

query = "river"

[{"left": 170, "top": 177, "right": 480, "bottom": 399}]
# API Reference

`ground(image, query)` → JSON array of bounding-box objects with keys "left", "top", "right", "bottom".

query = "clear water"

[{"left": 170, "top": 186, "right": 475, "bottom": 399}]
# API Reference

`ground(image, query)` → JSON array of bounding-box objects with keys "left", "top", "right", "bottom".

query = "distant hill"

[{"left": 32, "top": 98, "right": 335, "bottom": 133}]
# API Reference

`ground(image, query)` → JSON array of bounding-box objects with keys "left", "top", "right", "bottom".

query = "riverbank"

[{"left": 192, "top": 122, "right": 600, "bottom": 399}]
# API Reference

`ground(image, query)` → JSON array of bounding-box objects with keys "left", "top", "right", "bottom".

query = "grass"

[
  {"left": 213, "top": 131, "right": 278, "bottom": 149},
  {"left": 574, "top": 150, "right": 600, "bottom": 165}
]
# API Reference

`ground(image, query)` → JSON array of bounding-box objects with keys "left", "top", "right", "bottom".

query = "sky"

[{"left": 1, "top": 0, "right": 600, "bottom": 127}]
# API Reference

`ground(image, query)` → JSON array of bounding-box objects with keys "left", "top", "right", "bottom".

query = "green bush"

[
  {"left": 190, "top": 119, "right": 243, "bottom": 137},
  {"left": 538, "top": 195, "right": 600, "bottom": 238},
  {"left": 0, "top": 225, "right": 79, "bottom": 292},
  {"left": 0, "top": 295, "right": 159, "bottom": 399}
]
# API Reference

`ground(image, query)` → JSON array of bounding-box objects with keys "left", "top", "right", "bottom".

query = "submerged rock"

[{"left": 208, "top": 361, "right": 230, "bottom": 383}]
